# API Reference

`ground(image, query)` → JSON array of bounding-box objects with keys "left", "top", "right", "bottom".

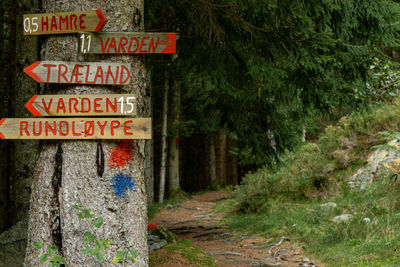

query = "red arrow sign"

[
  {"left": 23, "top": 61, "right": 131, "bottom": 85},
  {"left": 23, "top": 10, "right": 107, "bottom": 35},
  {"left": 0, "top": 118, "right": 151, "bottom": 140},
  {"left": 79, "top": 32, "right": 177, "bottom": 54},
  {"left": 25, "top": 94, "right": 137, "bottom": 116}
]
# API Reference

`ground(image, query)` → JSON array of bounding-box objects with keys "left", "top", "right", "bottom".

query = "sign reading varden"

[
  {"left": 79, "top": 32, "right": 177, "bottom": 54},
  {"left": 25, "top": 94, "right": 137, "bottom": 116}
]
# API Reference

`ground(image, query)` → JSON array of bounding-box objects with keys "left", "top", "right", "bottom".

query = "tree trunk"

[
  {"left": 0, "top": 0, "right": 11, "bottom": 233},
  {"left": 208, "top": 134, "right": 217, "bottom": 189},
  {"left": 168, "top": 78, "right": 180, "bottom": 194},
  {"left": 216, "top": 132, "right": 227, "bottom": 186},
  {"left": 25, "top": 0, "right": 149, "bottom": 266},
  {"left": 11, "top": 0, "right": 40, "bottom": 226},
  {"left": 145, "top": 69, "right": 154, "bottom": 207},
  {"left": 226, "top": 138, "right": 238, "bottom": 186},
  {"left": 159, "top": 71, "right": 169, "bottom": 203}
]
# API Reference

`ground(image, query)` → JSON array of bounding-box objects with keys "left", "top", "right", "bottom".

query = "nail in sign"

[
  {"left": 23, "top": 61, "right": 131, "bottom": 85},
  {"left": 0, "top": 118, "right": 152, "bottom": 140},
  {"left": 79, "top": 32, "right": 177, "bottom": 54},
  {"left": 25, "top": 94, "right": 137, "bottom": 116},
  {"left": 23, "top": 10, "right": 107, "bottom": 35}
]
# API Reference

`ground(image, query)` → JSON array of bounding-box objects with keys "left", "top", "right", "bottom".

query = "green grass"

[
  {"left": 151, "top": 240, "right": 216, "bottom": 267},
  {"left": 223, "top": 180, "right": 400, "bottom": 266},
  {"left": 227, "top": 98, "right": 400, "bottom": 266}
]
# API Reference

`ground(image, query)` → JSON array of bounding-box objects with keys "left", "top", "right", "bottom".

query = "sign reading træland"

[
  {"left": 25, "top": 94, "right": 137, "bottom": 116},
  {"left": 79, "top": 32, "right": 177, "bottom": 54},
  {"left": 23, "top": 10, "right": 107, "bottom": 35},
  {"left": 23, "top": 61, "right": 131, "bottom": 85},
  {"left": 0, "top": 118, "right": 151, "bottom": 140}
]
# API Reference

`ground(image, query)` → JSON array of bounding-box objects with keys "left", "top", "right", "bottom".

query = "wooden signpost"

[
  {"left": 0, "top": 118, "right": 151, "bottom": 140},
  {"left": 23, "top": 10, "right": 108, "bottom": 35},
  {"left": 79, "top": 32, "right": 177, "bottom": 54},
  {"left": 10, "top": 11, "right": 177, "bottom": 142},
  {"left": 25, "top": 94, "right": 137, "bottom": 116},
  {"left": 23, "top": 61, "right": 131, "bottom": 85}
]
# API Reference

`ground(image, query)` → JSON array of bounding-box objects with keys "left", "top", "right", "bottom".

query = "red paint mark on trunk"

[{"left": 107, "top": 140, "right": 134, "bottom": 172}]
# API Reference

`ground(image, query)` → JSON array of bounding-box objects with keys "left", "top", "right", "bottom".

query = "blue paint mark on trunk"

[{"left": 110, "top": 173, "right": 135, "bottom": 198}]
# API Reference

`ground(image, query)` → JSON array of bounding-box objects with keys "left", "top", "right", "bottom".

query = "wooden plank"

[
  {"left": 23, "top": 10, "right": 107, "bottom": 35},
  {"left": 0, "top": 118, "right": 151, "bottom": 139},
  {"left": 79, "top": 32, "right": 177, "bottom": 54},
  {"left": 23, "top": 61, "right": 131, "bottom": 85},
  {"left": 25, "top": 94, "right": 137, "bottom": 116}
]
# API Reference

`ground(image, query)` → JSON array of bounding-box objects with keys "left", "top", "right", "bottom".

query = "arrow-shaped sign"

[
  {"left": 79, "top": 32, "right": 177, "bottom": 54},
  {"left": 23, "top": 61, "right": 131, "bottom": 85},
  {"left": 25, "top": 94, "right": 137, "bottom": 116},
  {"left": 0, "top": 118, "right": 151, "bottom": 139},
  {"left": 23, "top": 10, "right": 107, "bottom": 35}
]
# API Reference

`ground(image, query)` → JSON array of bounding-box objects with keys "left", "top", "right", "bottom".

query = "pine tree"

[{"left": 147, "top": 0, "right": 400, "bottom": 168}]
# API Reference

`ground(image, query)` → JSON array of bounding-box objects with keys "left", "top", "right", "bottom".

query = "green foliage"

[
  {"left": 82, "top": 239, "right": 110, "bottom": 262},
  {"left": 147, "top": 0, "right": 400, "bottom": 166},
  {"left": 225, "top": 98, "right": 400, "bottom": 265},
  {"left": 91, "top": 217, "right": 103, "bottom": 228},
  {"left": 236, "top": 99, "right": 400, "bottom": 212},
  {"left": 33, "top": 242, "right": 43, "bottom": 249},
  {"left": 84, "top": 232, "right": 96, "bottom": 244},
  {"left": 75, "top": 207, "right": 138, "bottom": 264},
  {"left": 33, "top": 242, "right": 66, "bottom": 267},
  {"left": 361, "top": 58, "right": 400, "bottom": 102},
  {"left": 112, "top": 249, "right": 138, "bottom": 263},
  {"left": 33, "top": 205, "right": 139, "bottom": 265}
]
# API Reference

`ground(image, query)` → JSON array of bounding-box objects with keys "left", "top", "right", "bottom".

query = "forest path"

[{"left": 149, "top": 191, "right": 322, "bottom": 267}]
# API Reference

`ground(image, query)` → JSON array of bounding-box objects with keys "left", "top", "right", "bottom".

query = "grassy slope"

[{"left": 225, "top": 99, "right": 400, "bottom": 266}]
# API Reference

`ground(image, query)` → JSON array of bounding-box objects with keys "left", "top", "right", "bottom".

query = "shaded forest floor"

[{"left": 149, "top": 191, "right": 322, "bottom": 267}]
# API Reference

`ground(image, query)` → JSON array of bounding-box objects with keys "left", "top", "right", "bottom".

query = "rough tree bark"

[
  {"left": 11, "top": 0, "right": 40, "bottom": 226},
  {"left": 168, "top": 78, "right": 180, "bottom": 194},
  {"left": 216, "top": 133, "right": 227, "bottom": 186},
  {"left": 158, "top": 71, "right": 169, "bottom": 203},
  {"left": 226, "top": 138, "right": 238, "bottom": 186},
  {"left": 25, "top": 0, "right": 149, "bottom": 266},
  {"left": 0, "top": 0, "right": 10, "bottom": 233},
  {"left": 145, "top": 69, "right": 154, "bottom": 207},
  {"left": 208, "top": 134, "right": 217, "bottom": 189}
]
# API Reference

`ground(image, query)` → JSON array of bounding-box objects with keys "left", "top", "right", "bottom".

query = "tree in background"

[{"left": 147, "top": 0, "right": 400, "bottom": 194}]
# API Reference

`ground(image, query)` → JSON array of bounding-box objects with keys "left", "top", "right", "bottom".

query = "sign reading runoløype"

[
  {"left": 0, "top": 118, "right": 151, "bottom": 139},
  {"left": 25, "top": 94, "right": 137, "bottom": 116},
  {"left": 23, "top": 61, "right": 131, "bottom": 85},
  {"left": 23, "top": 10, "right": 107, "bottom": 35},
  {"left": 79, "top": 32, "right": 177, "bottom": 54}
]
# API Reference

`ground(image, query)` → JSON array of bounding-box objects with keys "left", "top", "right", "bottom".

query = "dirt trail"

[{"left": 150, "top": 191, "right": 322, "bottom": 267}]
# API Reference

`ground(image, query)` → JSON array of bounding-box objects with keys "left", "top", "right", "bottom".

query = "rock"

[
  {"left": 320, "top": 202, "right": 337, "bottom": 209},
  {"left": 302, "top": 257, "right": 310, "bottom": 262},
  {"left": 332, "top": 214, "right": 352, "bottom": 222},
  {"left": 147, "top": 226, "right": 179, "bottom": 252},
  {"left": 147, "top": 234, "right": 168, "bottom": 252},
  {"left": 258, "top": 260, "right": 283, "bottom": 267},
  {"left": 363, "top": 217, "right": 371, "bottom": 223},
  {"left": 348, "top": 141, "right": 400, "bottom": 191},
  {"left": 0, "top": 219, "right": 28, "bottom": 267}
]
